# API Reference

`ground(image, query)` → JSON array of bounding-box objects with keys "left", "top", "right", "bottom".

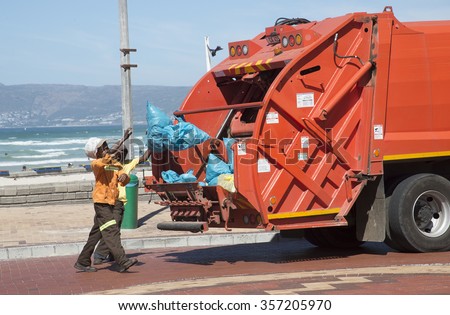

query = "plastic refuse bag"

[
  {"left": 217, "top": 174, "right": 236, "bottom": 192},
  {"left": 205, "top": 154, "right": 231, "bottom": 185},
  {"left": 161, "top": 169, "right": 197, "bottom": 183},
  {"left": 146, "top": 101, "right": 172, "bottom": 128},
  {"left": 166, "top": 118, "right": 211, "bottom": 151},
  {"left": 146, "top": 102, "right": 172, "bottom": 153},
  {"left": 179, "top": 170, "right": 197, "bottom": 182},
  {"left": 146, "top": 102, "right": 210, "bottom": 152}
]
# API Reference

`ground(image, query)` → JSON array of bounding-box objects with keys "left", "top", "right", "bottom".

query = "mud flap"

[{"left": 355, "top": 176, "right": 386, "bottom": 241}]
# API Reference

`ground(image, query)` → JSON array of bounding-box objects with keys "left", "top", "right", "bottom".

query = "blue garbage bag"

[
  {"left": 146, "top": 102, "right": 172, "bottom": 152},
  {"left": 205, "top": 154, "right": 232, "bottom": 185},
  {"left": 146, "top": 102, "right": 210, "bottom": 152},
  {"left": 166, "top": 118, "right": 211, "bottom": 151},
  {"left": 161, "top": 169, "right": 197, "bottom": 183},
  {"left": 161, "top": 170, "right": 179, "bottom": 183},
  {"left": 179, "top": 169, "right": 197, "bottom": 182},
  {"left": 146, "top": 101, "right": 172, "bottom": 128}
]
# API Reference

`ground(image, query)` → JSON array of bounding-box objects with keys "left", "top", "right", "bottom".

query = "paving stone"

[
  {"left": 26, "top": 194, "right": 49, "bottom": 203},
  {"left": 7, "top": 247, "right": 32, "bottom": 259},
  {"left": 165, "top": 236, "right": 188, "bottom": 248},
  {"left": 187, "top": 234, "right": 212, "bottom": 247},
  {"left": 75, "top": 192, "right": 89, "bottom": 199},
  {"left": 67, "top": 183, "right": 81, "bottom": 192},
  {"left": 55, "top": 243, "right": 81, "bottom": 256},
  {"left": 29, "top": 185, "right": 55, "bottom": 195},
  {"left": 0, "top": 196, "right": 23, "bottom": 204},
  {"left": 31, "top": 245, "right": 56, "bottom": 258},
  {"left": 0, "top": 249, "right": 8, "bottom": 260},
  {"left": 64, "top": 192, "right": 77, "bottom": 200},
  {"left": 0, "top": 186, "right": 17, "bottom": 196},
  {"left": 233, "top": 233, "right": 257, "bottom": 244},
  {"left": 15, "top": 185, "right": 30, "bottom": 196}
]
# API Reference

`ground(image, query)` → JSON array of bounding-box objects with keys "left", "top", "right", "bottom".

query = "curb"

[{"left": 0, "top": 231, "right": 280, "bottom": 261}]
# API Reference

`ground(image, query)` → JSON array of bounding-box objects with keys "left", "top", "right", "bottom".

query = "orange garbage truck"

[{"left": 144, "top": 7, "right": 450, "bottom": 253}]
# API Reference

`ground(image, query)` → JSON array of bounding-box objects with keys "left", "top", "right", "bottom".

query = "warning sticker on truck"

[
  {"left": 237, "top": 142, "right": 246, "bottom": 156},
  {"left": 298, "top": 152, "right": 308, "bottom": 161},
  {"left": 296, "top": 92, "right": 315, "bottom": 108},
  {"left": 266, "top": 112, "right": 279, "bottom": 124},
  {"left": 301, "top": 136, "right": 309, "bottom": 148},
  {"left": 374, "top": 124, "right": 383, "bottom": 140},
  {"left": 257, "top": 158, "right": 271, "bottom": 173}
]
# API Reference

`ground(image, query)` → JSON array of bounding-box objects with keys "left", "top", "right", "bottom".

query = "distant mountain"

[{"left": 0, "top": 83, "right": 191, "bottom": 127}]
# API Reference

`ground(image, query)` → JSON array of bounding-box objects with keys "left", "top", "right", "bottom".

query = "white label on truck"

[
  {"left": 296, "top": 92, "right": 315, "bottom": 108},
  {"left": 257, "top": 158, "right": 271, "bottom": 173},
  {"left": 266, "top": 112, "right": 279, "bottom": 124},
  {"left": 301, "top": 136, "right": 309, "bottom": 148},
  {"left": 237, "top": 142, "right": 247, "bottom": 156},
  {"left": 374, "top": 124, "right": 383, "bottom": 140},
  {"left": 298, "top": 152, "right": 308, "bottom": 161}
]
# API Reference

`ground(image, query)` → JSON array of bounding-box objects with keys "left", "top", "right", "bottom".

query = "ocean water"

[{"left": 0, "top": 125, "right": 148, "bottom": 173}]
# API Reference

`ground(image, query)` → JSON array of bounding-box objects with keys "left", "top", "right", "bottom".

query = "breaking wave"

[
  {"left": 0, "top": 157, "right": 90, "bottom": 168},
  {"left": 0, "top": 139, "right": 88, "bottom": 146}
]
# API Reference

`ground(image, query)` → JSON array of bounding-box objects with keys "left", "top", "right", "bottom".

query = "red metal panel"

[
  {"left": 237, "top": 14, "right": 375, "bottom": 229},
  {"left": 384, "top": 18, "right": 450, "bottom": 158}
]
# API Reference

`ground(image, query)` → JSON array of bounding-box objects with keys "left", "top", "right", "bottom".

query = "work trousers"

[
  {"left": 76, "top": 203, "right": 128, "bottom": 266},
  {"left": 94, "top": 200, "right": 124, "bottom": 259}
]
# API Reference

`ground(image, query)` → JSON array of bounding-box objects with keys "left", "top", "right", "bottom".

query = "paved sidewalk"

[{"left": 0, "top": 198, "right": 278, "bottom": 260}]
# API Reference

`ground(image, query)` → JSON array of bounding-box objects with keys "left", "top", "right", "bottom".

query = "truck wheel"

[
  {"left": 279, "top": 229, "right": 305, "bottom": 238},
  {"left": 388, "top": 174, "right": 450, "bottom": 252},
  {"left": 304, "top": 228, "right": 333, "bottom": 248},
  {"left": 384, "top": 196, "right": 410, "bottom": 252},
  {"left": 304, "top": 226, "right": 364, "bottom": 249}
]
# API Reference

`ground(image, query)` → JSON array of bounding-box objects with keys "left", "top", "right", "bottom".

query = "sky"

[{"left": 1, "top": 0, "right": 450, "bottom": 87}]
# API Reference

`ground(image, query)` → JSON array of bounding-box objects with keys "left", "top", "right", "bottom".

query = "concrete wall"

[{"left": 0, "top": 168, "right": 154, "bottom": 206}]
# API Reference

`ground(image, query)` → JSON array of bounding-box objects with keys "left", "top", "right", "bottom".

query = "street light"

[{"left": 204, "top": 36, "right": 222, "bottom": 72}]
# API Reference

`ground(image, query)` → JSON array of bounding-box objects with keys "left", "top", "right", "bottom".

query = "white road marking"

[
  {"left": 87, "top": 264, "right": 450, "bottom": 295},
  {"left": 265, "top": 276, "right": 372, "bottom": 294}
]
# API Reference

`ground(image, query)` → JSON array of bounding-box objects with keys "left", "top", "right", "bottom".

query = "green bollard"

[{"left": 122, "top": 174, "right": 139, "bottom": 229}]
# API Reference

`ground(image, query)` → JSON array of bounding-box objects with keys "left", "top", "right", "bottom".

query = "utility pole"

[{"left": 118, "top": 0, "right": 137, "bottom": 159}]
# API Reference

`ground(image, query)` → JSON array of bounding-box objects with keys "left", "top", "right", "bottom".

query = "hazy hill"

[{"left": 0, "top": 83, "right": 191, "bottom": 127}]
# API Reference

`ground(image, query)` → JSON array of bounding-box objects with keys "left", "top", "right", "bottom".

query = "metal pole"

[
  {"left": 205, "top": 36, "right": 211, "bottom": 72},
  {"left": 118, "top": 0, "right": 136, "bottom": 159}
]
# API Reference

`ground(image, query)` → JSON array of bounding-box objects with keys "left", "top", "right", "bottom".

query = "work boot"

[
  {"left": 118, "top": 258, "right": 138, "bottom": 273},
  {"left": 74, "top": 262, "right": 97, "bottom": 272},
  {"left": 93, "top": 255, "right": 112, "bottom": 265}
]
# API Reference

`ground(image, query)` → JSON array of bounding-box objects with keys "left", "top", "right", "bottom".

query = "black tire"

[
  {"left": 388, "top": 173, "right": 450, "bottom": 252},
  {"left": 384, "top": 196, "right": 410, "bottom": 252},
  {"left": 304, "top": 226, "right": 364, "bottom": 249},
  {"left": 279, "top": 229, "right": 305, "bottom": 239},
  {"left": 304, "top": 228, "right": 333, "bottom": 247}
]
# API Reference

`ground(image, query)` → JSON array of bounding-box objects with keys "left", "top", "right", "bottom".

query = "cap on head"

[{"left": 84, "top": 137, "right": 107, "bottom": 159}]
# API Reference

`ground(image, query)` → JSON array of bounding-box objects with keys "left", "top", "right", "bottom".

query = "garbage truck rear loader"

[{"left": 144, "top": 7, "right": 450, "bottom": 253}]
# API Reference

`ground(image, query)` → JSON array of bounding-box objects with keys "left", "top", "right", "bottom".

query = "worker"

[
  {"left": 74, "top": 136, "right": 138, "bottom": 273},
  {"left": 92, "top": 146, "right": 152, "bottom": 265}
]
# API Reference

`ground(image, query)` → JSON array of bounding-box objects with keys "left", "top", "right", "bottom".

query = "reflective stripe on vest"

[{"left": 100, "top": 219, "right": 117, "bottom": 231}]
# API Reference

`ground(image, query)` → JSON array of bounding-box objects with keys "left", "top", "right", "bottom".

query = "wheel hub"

[
  {"left": 416, "top": 204, "right": 434, "bottom": 231},
  {"left": 413, "top": 190, "right": 450, "bottom": 237}
]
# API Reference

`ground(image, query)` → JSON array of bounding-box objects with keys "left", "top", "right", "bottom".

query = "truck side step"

[{"left": 157, "top": 221, "right": 209, "bottom": 233}]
